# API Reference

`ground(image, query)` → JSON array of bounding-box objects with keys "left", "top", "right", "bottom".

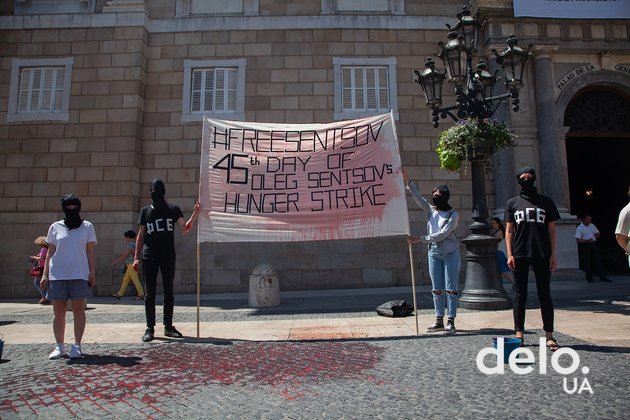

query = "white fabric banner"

[
  {"left": 198, "top": 113, "right": 409, "bottom": 242},
  {"left": 514, "top": 0, "right": 630, "bottom": 19}
]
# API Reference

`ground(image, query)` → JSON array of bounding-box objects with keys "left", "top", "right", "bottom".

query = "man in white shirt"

[
  {"left": 615, "top": 186, "right": 630, "bottom": 268},
  {"left": 575, "top": 214, "right": 610, "bottom": 282}
]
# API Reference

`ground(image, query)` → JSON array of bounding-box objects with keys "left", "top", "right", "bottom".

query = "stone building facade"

[{"left": 1, "top": 0, "right": 629, "bottom": 298}]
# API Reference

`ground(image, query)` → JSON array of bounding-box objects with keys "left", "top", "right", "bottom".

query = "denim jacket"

[{"left": 408, "top": 181, "right": 459, "bottom": 255}]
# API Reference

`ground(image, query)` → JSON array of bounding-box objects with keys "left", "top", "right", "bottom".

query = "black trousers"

[
  {"left": 142, "top": 258, "right": 176, "bottom": 329},
  {"left": 578, "top": 242, "right": 607, "bottom": 281},
  {"left": 512, "top": 257, "right": 554, "bottom": 333}
]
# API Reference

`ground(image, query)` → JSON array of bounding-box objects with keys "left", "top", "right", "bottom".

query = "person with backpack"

[
  {"left": 403, "top": 168, "right": 460, "bottom": 335},
  {"left": 133, "top": 179, "right": 200, "bottom": 342}
]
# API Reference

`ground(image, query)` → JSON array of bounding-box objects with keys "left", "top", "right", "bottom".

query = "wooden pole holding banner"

[
  {"left": 408, "top": 242, "right": 420, "bottom": 335},
  {"left": 196, "top": 237, "right": 201, "bottom": 338}
]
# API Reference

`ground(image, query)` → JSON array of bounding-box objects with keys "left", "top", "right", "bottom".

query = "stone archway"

[{"left": 562, "top": 85, "right": 630, "bottom": 272}]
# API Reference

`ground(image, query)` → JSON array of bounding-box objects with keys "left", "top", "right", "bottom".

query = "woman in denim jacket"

[{"left": 403, "top": 169, "right": 460, "bottom": 334}]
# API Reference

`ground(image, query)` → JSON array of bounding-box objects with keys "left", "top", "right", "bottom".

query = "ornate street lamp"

[{"left": 413, "top": 6, "right": 533, "bottom": 310}]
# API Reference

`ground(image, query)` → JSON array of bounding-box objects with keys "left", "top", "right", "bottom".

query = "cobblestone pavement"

[
  {"left": 1, "top": 333, "right": 628, "bottom": 419},
  {"left": 1, "top": 271, "right": 629, "bottom": 419}
]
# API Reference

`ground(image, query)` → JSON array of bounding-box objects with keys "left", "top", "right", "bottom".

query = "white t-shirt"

[
  {"left": 46, "top": 220, "right": 97, "bottom": 281},
  {"left": 615, "top": 202, "right": 630, "bottom": 265},
  {"left": 575, "top": 223, "right": 600, "bottom": 242}
]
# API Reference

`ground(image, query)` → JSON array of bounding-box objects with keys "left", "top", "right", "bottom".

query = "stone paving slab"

[{"left": 1, "top": 307, "right": 628, "bottom": 348}]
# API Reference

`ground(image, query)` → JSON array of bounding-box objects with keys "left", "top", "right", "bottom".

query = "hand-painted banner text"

[{"left": 198, "top": 113, "right": 409, "bottom": 242}]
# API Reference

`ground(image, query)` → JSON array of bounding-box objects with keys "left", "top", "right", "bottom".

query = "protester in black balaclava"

[
  {"left": 134, "top": 179, "right": 200, "bottom": 343},
  {"left": 61, "top": 194, "right": 83, "bottom": 230},
  {"left": 403, "top": 168, "right": 460, "bottom": 335},
  {"left": 41, "top": 193, "right": 97, "bottom": 361},
  {"left": 150, "top": 179, "right": 168, "bottom": 210},
  {"left": 515, "top": 166, "right": 537, "bottom": 197},
  {"left": 432, "top": 185, "right": 452, "bottom": 211},
  {"left": 505, "top": 165, "right": 561, "bottom": 352}
]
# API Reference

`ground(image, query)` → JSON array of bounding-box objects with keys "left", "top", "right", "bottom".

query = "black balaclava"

[
  {"left": 150, "top": 179, "right": 168, "bottom": 209},
  {"left": 432, "top": 185, "right": 452, "bottom": 211},
  {"left": 61, "top": 194, "right": 83, "bottom": 230},
  {"left": 516, "top": 166, "right": 537, "bottom": 198}
]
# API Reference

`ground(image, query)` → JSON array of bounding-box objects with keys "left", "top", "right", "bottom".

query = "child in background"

[
  {"left": 30, "top": 236, "right": 50, "bottom": 304},
  {"left": 111, "top": 230, "right": 144, "bottom": 300}
]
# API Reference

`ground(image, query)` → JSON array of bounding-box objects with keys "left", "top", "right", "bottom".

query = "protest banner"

[
  {"left": 194, "top": 113, "right": 419, "bottom": 336},
  {"left": 198, "top": 112, "right": 409, "bottom": 242}
]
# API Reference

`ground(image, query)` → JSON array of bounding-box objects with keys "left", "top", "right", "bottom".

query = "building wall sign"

[
  {"left": 614, "top": 63, "right": 630, "bottom": 75},
  {"left": 514, "top": 0, "right": 630, "bottom": 19},
  {"left": 556, "top": 64, "right": 599, "bottom": 91}
]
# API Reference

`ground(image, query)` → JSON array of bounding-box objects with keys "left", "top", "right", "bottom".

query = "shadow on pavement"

[
  {"left": 67, "top": 354, "right": 143, "bottom": 367},
  {"left": 569, "top": 343, "right": 630, "bottom": 354},
  {"left": 157, "top": 336, "right": 235, "bottom": 346}
]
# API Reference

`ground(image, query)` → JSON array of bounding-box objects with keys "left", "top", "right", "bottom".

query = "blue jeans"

[
  {"left": 428, "top": 244, "right": 460, "bottom": 319},
  {"left": 34, "top": 276, "right": 46, "bottom": 298}
]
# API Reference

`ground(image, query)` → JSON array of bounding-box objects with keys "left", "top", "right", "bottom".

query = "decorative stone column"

[
  {"left": 534, "top": 48, "right": 577, "bottom": 268},
  {"left": 533, "top": 47, "right": 571, "bottom": 215}
]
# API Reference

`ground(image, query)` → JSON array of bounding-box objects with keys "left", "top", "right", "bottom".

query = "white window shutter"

[
  {"left": 342, "top": 67, "right": 352, "bottom": 109},
  {"left": 54, "top": 68, "right": 65, "bottom": 111},
  {"left": 191, "top": 69, "right": 202, "bottom": 112},
  {"left": 378, "top": 67, "right": 389, "bottom": 109},
  {"left": 227, "top": 68, "right": 237, "bottom": 111},
  {"left": 354, "top": 68, "right": 364, "bottom": 110},
  {"left": 203, "top": 69, "right": 214, "bottom": 111}
]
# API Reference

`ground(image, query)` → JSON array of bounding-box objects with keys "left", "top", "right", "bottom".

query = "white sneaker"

[
  {"left": 49, "top": 344, "right": 65, "bottom": 359},
  {"left": 444, "top": 322, "right": 457, "bottom": 335},
  {"left": 69, "top": 344, "right": 82, "bottom": 359}
]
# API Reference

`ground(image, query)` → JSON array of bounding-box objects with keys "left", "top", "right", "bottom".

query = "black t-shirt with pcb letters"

[
  {"left": 138, "top": 203, "right": 184, "bottom": 260},
  {"left": 505, "top": 194, "right": 560, "bottom": 259}
]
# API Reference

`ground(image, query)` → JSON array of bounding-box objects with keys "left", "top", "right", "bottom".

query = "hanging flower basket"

[{"left": 436, "top": 118, "right": 517, "bottom": 172}]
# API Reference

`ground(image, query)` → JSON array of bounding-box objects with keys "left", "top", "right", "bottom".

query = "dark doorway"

[{"left": 564, "top": 88, "right": 630, "bottom": 273}]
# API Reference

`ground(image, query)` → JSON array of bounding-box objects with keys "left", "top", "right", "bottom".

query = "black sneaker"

[
  {"left": 142, "top": 328, "right": 154, "bottom": 342},
  {"left": 164, "top": 326, "right": 183, "bottom": 338}
]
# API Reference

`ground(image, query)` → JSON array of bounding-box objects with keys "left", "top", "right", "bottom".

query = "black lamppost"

[{"left": 413, "top": 6, "right": 533, "bottom": 310}]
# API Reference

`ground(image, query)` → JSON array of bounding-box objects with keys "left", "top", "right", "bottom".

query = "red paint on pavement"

[{"left": 1, "top": 341, "right": 384, "bottom": 417}]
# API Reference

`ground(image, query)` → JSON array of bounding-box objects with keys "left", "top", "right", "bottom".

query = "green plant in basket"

[{"left": 436, "top": 118, "right": 517, "bottom": 172}]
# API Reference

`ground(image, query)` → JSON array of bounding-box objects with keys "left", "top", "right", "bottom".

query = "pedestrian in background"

[
  {"left": 575, "top": 214, "right": 610, "bottom": 282},
  {"left": 489, "top": 217, "right": 515, "bottom": 288},
  {"left": 505, "top": 167, "right": 560, "bottom": 351},
  {"left": 111, "top": 230, "right": 144, "bottom": 300},
  {"left": 133, "top": 179, "right": 200, "bottom": 343},
  {"left": 29, "top": 236, "right": 50, "bottom": 304},
  {"left": 403, "top": 168, "right": 460, "bottom": 335},
  {"left": 41, "top": 194, "right": 97, "bottom": 360}
]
